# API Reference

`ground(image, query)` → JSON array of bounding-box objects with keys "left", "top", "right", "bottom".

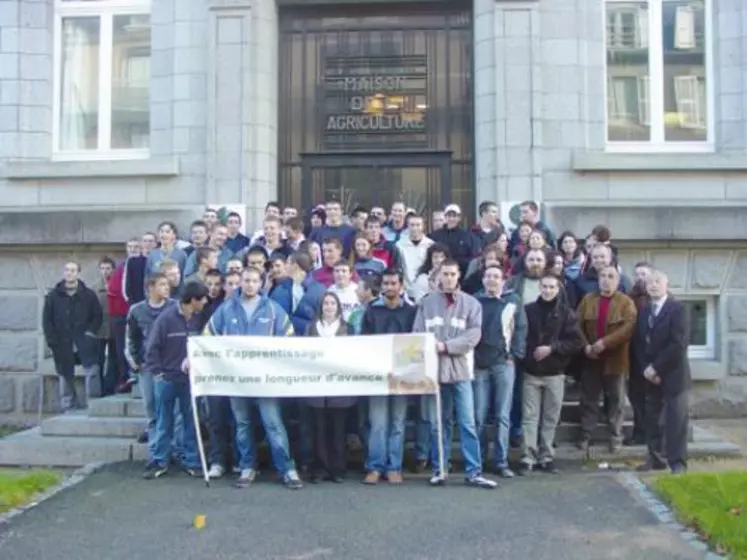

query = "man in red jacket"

[
  {"left": 108, "top": 261, "right": 131, "bottom": 393},
  {"left": 364, "top": 217, "right": 402, "bottom": 271}
]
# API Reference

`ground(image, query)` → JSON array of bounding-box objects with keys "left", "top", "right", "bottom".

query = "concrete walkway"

[{"left": 0, "top": 463, "right": 708, "bottom": 560}]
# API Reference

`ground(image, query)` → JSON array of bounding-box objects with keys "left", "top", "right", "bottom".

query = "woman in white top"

[
  {"left": 304, "top": 292, "right": 355, "bottom": 483},
  {"left": 411, "top": 243, "right": 450, "bottom": 303}
]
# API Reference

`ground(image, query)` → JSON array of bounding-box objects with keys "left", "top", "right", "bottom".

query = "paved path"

[{"left": 0, "top": 464, "right": 706, "bottom": 560}]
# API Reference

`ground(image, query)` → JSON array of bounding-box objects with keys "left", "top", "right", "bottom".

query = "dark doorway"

[{"left": 278, "top": 2, "right": 473, "bottom": 220}]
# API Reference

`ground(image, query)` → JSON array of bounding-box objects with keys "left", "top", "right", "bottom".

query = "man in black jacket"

[
  {"left": 429, "top": 204, "right": 479, "bottom": 279},
  {"left": 635, "top": 270, "right": 691, "bottom": 474},
  {"left": 42, "top": 262, "right": 103, "bottom": 410},
  {"left": 518, "top": 273, "right": 584, "bottom": 476}
]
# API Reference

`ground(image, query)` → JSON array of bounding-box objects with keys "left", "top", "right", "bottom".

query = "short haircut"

[
  {"left": 98, "top": 257, "right": 115, "bottom": 267},
  {"left": 246, "top": 246, "right": 267, "bottom": 258},
  {"left": 482, "top": 243, "right": 503, "bottom": 258},
  {"left": 225, "top": 271, "right": 241, "bottom": 282},
  {"left": 478, "top": 200, "right": 497, "bottom": 216},
  {"left": 648, "top": 269, "right": 669, "bottom": 283},
  {"left": 591, "top": 244, "right": 613, "bottom": 258},
  {"left": 143, "top": 231, "right": 157, "bottom": 240},
  {"left": 147, "top": 272, "right": 168, "bottom": 287},
  {"left": 66, "top": 261, "right": 82, "bottom": 272},
  {"left": 265, "top": 201, "right": 281, "bottom": 211},
  {"left": 195, "top": 246, "right": 216, "bottom": 266},
  {"left": 270, "top": 253, "right": 287, "bottom": 264},
  {"left": 634, "top": 261, "right": 653, "bottom": 270},
  {"left": 226, "top": 211, "right": 242, "bottom": 224},
  {"left": 203, "top": 207, "right": 218, "bottom": 215},
  {"left": 158, "top": 220, "right": 178, "bottom": 235},
  {"left": 440, "top": 258, "right": 460, "bottom": 270},
  {"left": 483, "top": 264, "right": 505, "bottom": 277},
  {"left": 190, "top": 219, "right": 209, "bottom": 231},
  {"left": 127, "top": 236, "right": 140, "bottom": 244},
  {"left": 408, "top": 214, "right": 425, "bottom": 224},
  {"left": 322, "top": 237, "right": 342, "bottom": 250},
  {"left": 286, "top": 217, "right": 304, "bottom": 232},
  {"left": 159, "top": 259, "right": 179, "bottom": 272},
  {"left": 325, "top": 200, "right": 342, "bottom": 208},
  {"left": 364, "top": 216, "right": 381, "bottom": 227},
  {"left": 180, "top": 281, "right": 208, "bottom": 304},
  {"left": 205, "top": 268, "right": 222, "bottom": 279},
  {"left": 358, "top": 275, "right": 381, "bottom": 297},
  {"left": 600, "top": 265, "right": 620, "bottom": 278},
  {"left": 244, "top": 266, "right": 263, "bottom": 278},
  {"left": 391, "top": 201, "right": 406, "bottom": 210},
  {"left": 226, "top": 256, "right": 243, "bottom": 266},
  {"left": 264, "top": 215, "right": 282, "bottom": 226},
  {"left": 289, "top": 250, "right": 313, "bottom": 273},
  {"left": 333, "top": 260, "right": 351, "bottom": 270},
  {"left": 590, "top": 224, "right": 611, "bottom": 243},
  {"left": 351, "top": 206, "right": 368, "bottom": 218},
  {"left": 520, "top": 200, "right": 539, "bottom": 213},
  {"left": 381, "top": 268, "right": 403, "bottom": 283},
  {"left": 540, "top": 272, "right": 562, "bottom": 284}
]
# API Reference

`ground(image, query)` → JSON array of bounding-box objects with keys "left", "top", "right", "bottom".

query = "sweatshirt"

[
  {"left": 125, "top": 298, "right": 176, "bottom": 368},
  {"left": 143, "top": 303, "right": 192, "bottom": 382}
]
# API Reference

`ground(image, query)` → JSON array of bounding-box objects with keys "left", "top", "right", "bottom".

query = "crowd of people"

[{"left": 41, "top": 199, "right": 692, "bottom": 490}]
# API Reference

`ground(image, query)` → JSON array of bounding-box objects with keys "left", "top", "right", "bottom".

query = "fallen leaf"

[
  {"left": 727, "top": 507, "right": 741, "bottom": 516},
  {"left": 193, "top": 514, "right": 206, "bottom": 529}
]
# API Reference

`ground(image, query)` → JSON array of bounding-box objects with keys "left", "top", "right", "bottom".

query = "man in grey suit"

[{"left": 634, "top": 270, "right": 691, "bottom": 474}]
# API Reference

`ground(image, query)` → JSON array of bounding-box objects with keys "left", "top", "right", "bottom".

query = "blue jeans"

[
  {"left": 473, "top": 362, "right": 516, "bottom": 469},
  {"left": 510, "top": 365, "right": 523, "bottom": 438},
  {"left": 426, "top": 381, "right": 483, "bottom": 478},
  {"left": 230, "top": 397, "right": 295, "bottom": 475},
  {"left": 151, "top": 378, "right": 199, "bottom": 469},
  {"left": 366, "top": 395, "right": 408, "bottom": 474},
  {"left": 414, "top": 397, "right": 431, "bottom": 462},
  {"left": 207, "top": 396, "right": 237, "bottom": 468},
  {"left": 139, "top": 371, "right": 157, "bottom": 455}
]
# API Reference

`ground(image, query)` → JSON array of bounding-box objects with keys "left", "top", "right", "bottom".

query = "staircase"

[{"left": 0, "top": 390, "right": 741, "bottom": 468}]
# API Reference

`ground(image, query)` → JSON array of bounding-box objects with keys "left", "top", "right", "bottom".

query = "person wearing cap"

[{"left": 429, "top": 204, "right": 479, "bottom": 279}]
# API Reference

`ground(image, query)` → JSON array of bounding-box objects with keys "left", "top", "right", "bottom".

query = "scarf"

[{"left": 316, "top": 318, "right": 341, "bottom": 338}]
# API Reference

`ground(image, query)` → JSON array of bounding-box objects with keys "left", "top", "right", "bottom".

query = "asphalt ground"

[{"left": 0, "top": 462, "right": 705, "bottom": 560}]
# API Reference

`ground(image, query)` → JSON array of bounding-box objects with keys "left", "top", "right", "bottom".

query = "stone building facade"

[{"left": 0, "top": 0, "right": 746, "bottom": 421}]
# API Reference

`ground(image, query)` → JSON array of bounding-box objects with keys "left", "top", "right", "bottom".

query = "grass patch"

[
  {"left": 0, "top": 469, "right": 63, "bottom": 513},
  {"left": 0, "top": 425, "right": 22, "bottom": 438},
  {"left": 653, "top": 471, "right": 747, "bottom": 559}
]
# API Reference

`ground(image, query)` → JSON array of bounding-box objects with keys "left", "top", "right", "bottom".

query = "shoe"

[
  {"left": 182, "top": 465, "right": 203, "bottom": 478},
  {"left": 410, "top": 459, "right": 428, "bottom": 474},
  {"left": 609, "top": 441, "right": 622, "bottom": 454},
  {"left": 309, "top": 473, "right": 322, "bottom": 484},
  {"left": 635, "top": 461, "right": 667, "bottom": 473},
  {"left": 465, "top": 474, "right": 498, "bottom": 489},
  {"left": 143, "top": 461, "right": 168, "bottom": 480},
  {"left": 207, "top": 464, "right": 225, "bottom": 479},
  {"left": 387, "top": 472, "right": 404, "bottom": 485},
  {"left": 670, "top": 463, "right": 687, "bottom": 475},
  {"left": 283, "top": 469, "right": 303, "bottom": 489},
  {"left": 362, "top": 472, "right": 381, "bottom": 485},
  {"left": 235, "top": 468, "right": 257, "bottom": 488},
  {"left": 494, "top": 467, "right": 515, "bottom": 479},
  {"left": 330, "top": 475, "right": 344, "bottom": 484},
  {"left": 429, "top": 474, "right": 446, "bottom": 486},
  {"left": 136, "top": 431, "right": 148, "bottom": 444},
  {"left": 537, "top": 461, "right": 560, "bottom": 474},
  {"left": 509, "top": 435, "right": 523, "bottom": 449},
  {"left": 516, "top": 462, "right": 532, "bottom": 476}
]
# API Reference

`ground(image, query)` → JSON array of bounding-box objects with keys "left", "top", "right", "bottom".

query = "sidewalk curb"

[
  {"left": 618, "top": 472, "right": 726, "bottom": 560},
  {"left": 0, "top": 462, "right": 105, "bottom": 527}
]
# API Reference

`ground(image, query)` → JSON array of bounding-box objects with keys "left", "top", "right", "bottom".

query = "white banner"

[{"left": 188, "top": 333, "right": 439, "bottom": 398}]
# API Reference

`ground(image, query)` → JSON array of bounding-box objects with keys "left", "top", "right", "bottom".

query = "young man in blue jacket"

[
  {"left": 142, "top": 281, "right": 208, "bottom": 480},
  {"left": 473, "top": 265, "right": 527, "bottom": 478},
  {"left": 204, "top": 267, "right": 303, "bottom": 489}
]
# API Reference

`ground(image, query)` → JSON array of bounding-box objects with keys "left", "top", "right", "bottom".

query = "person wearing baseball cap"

[{"left": 429, "top": 204, "right": 479, "bottom": 279}]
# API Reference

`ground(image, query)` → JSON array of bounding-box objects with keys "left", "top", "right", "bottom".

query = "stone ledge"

[
  {"left": 546, "top": 205, "right": 747, "bottom": 241},
  {"left": 0, "top": 157, "right": 180, "bottom": 180},
  {"left": 0, "top": 207, "right": 202, "bottom": 245},
  {"left": 573, "top": 151, "right": 747, "bottom": 172}
]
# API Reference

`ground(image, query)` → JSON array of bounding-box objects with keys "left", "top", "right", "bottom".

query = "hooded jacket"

[
  {"left": 205, "top": 291, "right": 294, "bottom": 337},
  {"left": 474, "top": 290, "right": 527, "bottom": 369},
  {"left": 414, "top": 291, "right": 482, "bottom": 384}
]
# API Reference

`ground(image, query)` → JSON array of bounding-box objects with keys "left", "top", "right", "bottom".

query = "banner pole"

[
  {"left": 190, "top": 374, "right": 210, "bottom": 488},
  {"left": 434, "top": 385, "right": 446, "bottom": 481}
]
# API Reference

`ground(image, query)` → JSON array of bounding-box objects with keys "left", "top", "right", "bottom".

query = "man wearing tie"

[{"left": 635, "top": 270, "right": 691, "bottom": 474}]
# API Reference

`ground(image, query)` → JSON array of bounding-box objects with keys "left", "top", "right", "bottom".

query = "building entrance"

[{"left": 278, "top": 2, "right": 473, "bottom": 221}]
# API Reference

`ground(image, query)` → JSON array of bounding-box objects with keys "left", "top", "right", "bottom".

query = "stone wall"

[{"left": 0, "top": 248, "right": 120, "bottom": 423}]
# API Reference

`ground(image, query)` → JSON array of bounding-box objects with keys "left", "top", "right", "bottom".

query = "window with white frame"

[
  {"left": 680, "top": 296, "right": 716, "bottom": 360},
  {"left": 604, "top": 0, "right": 711, "bottom": 150},
  {"left": 54, "top": 0, "right": 151, "bottom": 159}
]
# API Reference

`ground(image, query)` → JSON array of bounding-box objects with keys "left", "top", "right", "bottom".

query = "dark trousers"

[
  {"left": 310, "top": 407, "right": 349, "bottom": 477},
  {"left": 627, "top": 373, "right": 647, "bottom": 440},
  {"left": 207, "top": 396, "right": 237, "bottom": 469},
  {"left": 111, "top": 316, "right": 130, "bottom": 384},
  {"left": 579, "top": 371, "right": 626, "bottom": 443},
  {"left": 98, "top": 338, "right": 118, "bottom": 396},
  {"left": 509, "top": 365, "right": 523, "bottom": 438},
  {"left": 645, "top": 385, "right": 689, "bottom": 469}
]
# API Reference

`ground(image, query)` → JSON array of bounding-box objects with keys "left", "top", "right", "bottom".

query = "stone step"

[
  {"left": 40, "top": 413, "right": 144, "bottom": 438},
  {"left": 0, "top": 427, "right": 136, "bottom": 467},
  {"left": 88, "top": 395, "right": 145, "bottom": 418}
]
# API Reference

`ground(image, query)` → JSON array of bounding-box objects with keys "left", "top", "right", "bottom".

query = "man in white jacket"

[{"left": 397, "top": 214, "right": 433, "bottom": 300}]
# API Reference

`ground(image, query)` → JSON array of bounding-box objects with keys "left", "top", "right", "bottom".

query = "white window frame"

[
  {"left": 603, "top": 0, "right": 714, "bottom": 153},
  {"left": 679, "top": 295, "right": 716, "bottom": 360},
  {"left": 53, "top": 0, "right": 151, "bottom": 161}
]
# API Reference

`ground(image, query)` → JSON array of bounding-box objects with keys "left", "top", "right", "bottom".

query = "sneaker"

[
  {"left": 136, "top": 431, "right": 148, "bottom": 444},
  {"left": 283, "top": 469, "right": 303, "bottom": 489},
  {"left": 182, "top": 465, "right": 203, "bottom": 478},
  {"left": 516, "top": 462, "right": 532, "bottom": 476},
  {"left": 537, "top": 461, "right": 560, "bottom": 474},
  {"left": 387, "top": 471, "right": 403, "bottom": 485},
  {"left": 494, "top": 467, "right": 515, "bottom": 479},
  {"left": 235, "top": 468, "right": 257, "bottom": 488},
  {"left": 429, "top": 474, "right": 446, "bottom": 487},
  {"left": 208, "top": 464, "right": 226, "bottom": 479},
  {"left": 466, "top": 474, "right": 498, "bottom": 489},
  {"left": 143, "top": 461, "right": 168, "bottom": 480},
  {"left": 362, "top": 472, "right": 381, "bottom": 485}
]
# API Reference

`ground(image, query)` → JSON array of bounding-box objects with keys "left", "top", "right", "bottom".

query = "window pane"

[
  {"left": 662, "top": 0, "right": 707, "bottom": 142},
  {"left": 59, "top": 17, "right": 100, "bottom": 151},
  {"left": 606, "top": 2, "right": 651, "bottom": 141},
  {"left": 682, "top": 300, "right": 708, "bottom": 346},
  {"left": 111, "top": 15, "right": 151, "bottom": 149}
]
